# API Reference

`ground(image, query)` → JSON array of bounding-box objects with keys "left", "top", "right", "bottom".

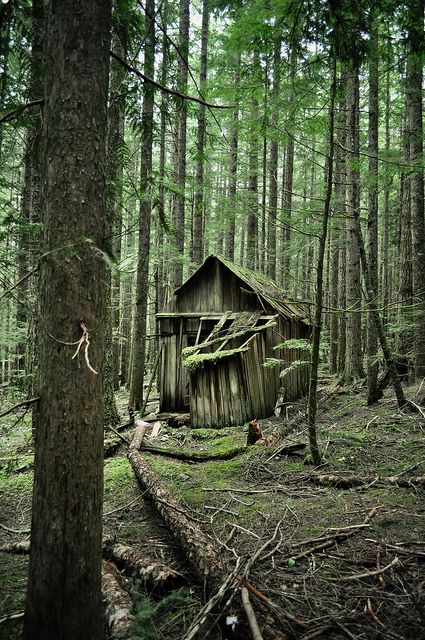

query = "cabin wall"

[
  {"left": 189, "top": 356, "right": 251, "bottom": 427},
  {"left": 159, "top": 318, "right": 188, "bottom": 411}
]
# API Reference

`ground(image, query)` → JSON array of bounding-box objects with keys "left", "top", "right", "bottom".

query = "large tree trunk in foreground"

[{"left": 23, "top": 1, "right": 111, "bottom": 638}]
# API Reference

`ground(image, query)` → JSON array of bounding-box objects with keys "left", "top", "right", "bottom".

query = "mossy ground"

[{"left": 0, "top": 380, "right": 424, "bottom": 638}]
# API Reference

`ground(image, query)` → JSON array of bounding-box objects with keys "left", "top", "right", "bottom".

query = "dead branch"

[
  {"left": 101, "top": 561, "right": 134, "bottom": 638},
  {"left": 305, "top": 473, "right": 425, "bottom": 489},
  {"left": 0, "top": 539, "right": 30, "bottom": 553},
  {"left": 107, "top": 425, "right": 130, "bottom": 445},
  {"left": 289, "top": 506, "right": 381, "bottom": 561},
  {"left": 241, "top": 587, "right": 264, "bottom": 640},
  {"left": 327, "top": 557, "right": 399, "bottom": 581},
  {"left": 0, "top": 523, "right": 31, "bottom": 535},
  {"left": 0, "top": 397, "right": 40, "bottom": 419},
  {"left": 111, "top": 51, "right": 232, "bottom": 110},
  {"left": 0, "top": 611, "right": 25, "bottom": 625},
  {"left": 0, "top": 99, "right": 43, "bottom": 126}
]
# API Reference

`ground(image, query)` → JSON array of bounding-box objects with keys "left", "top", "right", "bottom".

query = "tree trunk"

[
  {"left": 366, "top": 18, "right": 379, "bottom": 404},
  {"left": 267, "top": 39, "right": 280, "bottom": 281},
  {"left": 23, "top": 1, "right": 111, "bottom": 638},
  {"left": 407, "top": 0, "right": 425, "bottom": 380},
  {"left": 381, "top": 63, "right": 391, "bottom": 329},
  {"left": 170, "top": 0, "right": 190, "bottom": 291},
  {"left": 129, "top": 0, "right": 155, "bottom": 412},
  {"left": 398, "top": 95, "right": 413, "bottom": 358},
  {"left": 281, "top": 45, "right": 297, "bottom": 290},
  {"left": 192, "top": 0, "right": 209, "bottom": 269},
  {"left": 128, "top": 449, "right": 224, "bottom": 590},
  {"left": 246, "top": 51, "right": 259, "bottom": 270},
  {"left": 15, "top": 0, "right": 44, "bottom": 390},
  {"left": 307, "top": 57, "right": 337, "bottom": 467},
  {"left": 103, "top": 537, "right": 184, "bottom": 592},
  {"left": 343, "top": 65, "right": 365, "bottom": 382},
  {"left": 224, "top": 50, "right": 240, "bottom": 263},
  {"left": 104, "top": 23, "right": 126, "bottom": 426}
]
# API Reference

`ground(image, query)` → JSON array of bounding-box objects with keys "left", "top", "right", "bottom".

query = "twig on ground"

[
  {"left": 0, "top": 611, "right": 25, "bottom": 625},
  {"left": 289, "top": 506, "right": 382, "bottom": 561},
  {"left": 241, "top": 587, "right": 264, "bottom": 640},
  {"left": 327, "top": 557, "right": 399, "bottom": 581},
  {"left": 103, "top": 493, "right": 145, "bottom": 517},
  {"left": 181, "top": 561, "right": 241, "bottom": 640},
  {"left": 0, "top": 523, "right": 30, "bottom": 535}
]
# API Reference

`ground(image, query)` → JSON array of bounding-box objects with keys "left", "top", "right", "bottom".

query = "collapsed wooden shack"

[{"left": 157, "top": 255, "right": 309, "bottom": 427}]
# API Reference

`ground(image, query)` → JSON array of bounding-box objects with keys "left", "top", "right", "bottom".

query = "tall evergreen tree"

[{"left": 24, "top": 0, "right": 111, "bottom": 637}]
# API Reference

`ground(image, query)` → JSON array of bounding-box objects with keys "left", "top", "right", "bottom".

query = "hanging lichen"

[{"left": 182, "top": 346, "right": 250, "bottom": 372}]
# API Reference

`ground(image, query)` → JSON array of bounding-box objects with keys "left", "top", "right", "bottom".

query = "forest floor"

[{"left": 1, "top": 378, "right": 425, "bottom": 639}]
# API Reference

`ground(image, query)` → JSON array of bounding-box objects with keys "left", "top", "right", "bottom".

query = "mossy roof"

[{"left": 174, "top": 255, "right": 306, "bottom": 322}]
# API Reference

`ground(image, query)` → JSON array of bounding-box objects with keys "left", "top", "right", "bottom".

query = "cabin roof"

[{"left": 174, "top": 255, "right": 306, "bottom": 321}]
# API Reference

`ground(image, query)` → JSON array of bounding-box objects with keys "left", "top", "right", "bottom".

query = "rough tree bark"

[
  {"left": 23, "top": 0, "right": 111, "bottom": 638},
  {"left": 343, "top": 65, "right": 365, "bottom": 382},
  {"left": 406, "top": 0, "right": 425, "bottom": 380},
  {"left": 224, "top": 49, "right": 241, "bottom": 262},
  {"left": 307, "top": 57, "right": 337, "bottom": 467},
  {"left": 192, "top": 0, "right": 209, "bottom": 268},
  {"left": 129, "top": 0, "right": 155, "bottom": 412},
  {"left": 266, "top": 38, "right": 281, "bottom": 281},
  {"left": 170, "top": 0, "right": 190, "bottom": 291},
  {"left": 366, "top": 17, "right": 379, "bottom": 404}
]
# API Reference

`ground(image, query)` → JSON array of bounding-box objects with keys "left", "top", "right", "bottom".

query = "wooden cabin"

[{"left": 157, "top": 255, "right": 309, "bottom": 428}]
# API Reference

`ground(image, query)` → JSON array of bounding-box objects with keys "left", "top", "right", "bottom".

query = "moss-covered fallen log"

[{"left": 140, "top": 442, "right": 246, "bottom": 462}]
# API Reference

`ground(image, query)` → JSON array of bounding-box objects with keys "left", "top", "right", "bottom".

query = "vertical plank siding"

[{"left": 158, "top": 256, "right": 310, "bottom": 426}]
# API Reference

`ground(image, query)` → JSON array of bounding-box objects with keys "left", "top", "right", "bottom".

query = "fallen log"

[
  {"left": 103, "top": 536, "right": 184, "bottom": 592},
  {"left": 101, "top": 561, "right": 134, "bottom": 639},
  {"left": 129, "top": 420, "right": 148, "bottom": 451},
  {"left": 1, "top": 534, "right": 181, "bottom": 595},
  {"left": 305, "top": 474, "right": 425, "bottom": 489},
  {"left": 127, "top": 450, "right": 292, "bottom": 639},
  {"left": 140, "top": 443, "right": 246, "bottom": 462},
  {"left": 0, "top": 539, "right": 30, "bottom": 554},
  {"left": 128, "top": 449, "right": 224, "bottom": 590}
]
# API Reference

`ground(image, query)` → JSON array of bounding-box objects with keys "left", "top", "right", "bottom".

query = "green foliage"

[{"left": 130, "top": 589, "right": 199, "bottom": 640}]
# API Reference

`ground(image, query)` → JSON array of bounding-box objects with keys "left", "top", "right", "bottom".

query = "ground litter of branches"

[{"left": 1, "top": 380, "right": 425, "bottom": 640}]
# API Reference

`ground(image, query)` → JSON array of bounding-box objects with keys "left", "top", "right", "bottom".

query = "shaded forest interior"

[{"left": 1, "top": 0, "right": 425, "bottom": 638}]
